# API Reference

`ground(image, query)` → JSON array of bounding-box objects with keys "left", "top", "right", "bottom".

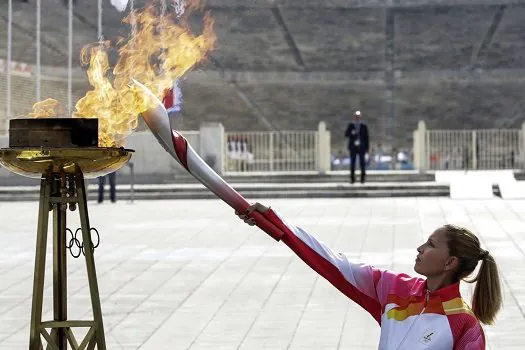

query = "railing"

[
  {"left": 425, "top": 129, "right": 522, "bottom": 170},
  {"left": 224, "top": 131, "right": 318, "bottom": 172},
  {"left": 125, "top": 162, "right": 135, "bottom": 203}
]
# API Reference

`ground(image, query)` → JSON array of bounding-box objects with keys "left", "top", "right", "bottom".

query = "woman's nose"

[{"left": 416, "top": 245, "right": 423, "bottom": 253}]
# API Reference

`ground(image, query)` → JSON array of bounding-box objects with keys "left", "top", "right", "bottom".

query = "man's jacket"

[{"left": 345, "top": 122, "right": 369, "bottom": 152}]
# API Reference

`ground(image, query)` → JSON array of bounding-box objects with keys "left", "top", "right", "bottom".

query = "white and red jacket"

[{"left": 263, "top": 209, "right": 485, "bottom": 350}]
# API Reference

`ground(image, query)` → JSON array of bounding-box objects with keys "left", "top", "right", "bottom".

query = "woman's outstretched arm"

[{"left": 237, "top": 203, "right": 421, "bottom": 324}]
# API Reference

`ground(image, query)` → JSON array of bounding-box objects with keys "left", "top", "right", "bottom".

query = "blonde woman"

[{"left": 236, "top": 203, "right": 502, "bottom": 349}]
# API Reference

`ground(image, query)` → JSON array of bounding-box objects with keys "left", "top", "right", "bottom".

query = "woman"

[{"left": 236, "top": 203, "right": 502, "bottom": 349}]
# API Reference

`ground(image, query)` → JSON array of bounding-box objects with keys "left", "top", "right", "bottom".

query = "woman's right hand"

[{"left": 235, "top": 202, "right": 270, "bottom": 226}]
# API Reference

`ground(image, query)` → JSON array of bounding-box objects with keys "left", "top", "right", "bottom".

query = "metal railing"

[
  {"left": 425, "top": 129, "right": 522, "bottom": 170},
  {"left": 224, "top": 131, "right": 318, "bottom": 172},
  {"left": 126, "top": 161, "right": 134, "bottom": 203}
]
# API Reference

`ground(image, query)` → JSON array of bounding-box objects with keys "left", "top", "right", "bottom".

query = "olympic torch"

[{"left": 133, "top": 79, "right": 284, "bottom": 241}]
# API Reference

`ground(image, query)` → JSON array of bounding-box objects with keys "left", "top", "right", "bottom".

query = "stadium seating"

[{"left": 1, "top": 1, "right": 525, "bottom": 152}]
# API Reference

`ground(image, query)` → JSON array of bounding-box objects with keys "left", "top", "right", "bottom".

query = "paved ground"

[{"left": 0, "top": 197, "right": 524, "bottom": 349}]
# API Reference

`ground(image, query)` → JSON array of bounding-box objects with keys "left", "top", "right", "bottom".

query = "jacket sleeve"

[{"left": 262, "top": 208, "right": 410, "bottom": 324}]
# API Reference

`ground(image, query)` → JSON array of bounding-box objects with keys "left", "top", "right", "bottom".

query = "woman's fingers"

[
  {"left": 236, "top": 203, "right": 269, "bottom": 226},
  {"left": 246, "top": 202, "right": 270, "bottom": 214},
  {"left": 236, "top": 212, "right": 255, "bottom": 225}
]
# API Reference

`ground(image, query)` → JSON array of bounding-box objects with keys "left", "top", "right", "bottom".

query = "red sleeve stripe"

[
  {"left": 281, "top": 230, "right": 382, "bottom": 323},
  {"left": 262, "top": 210, "right": 383, "bottom": 323}
]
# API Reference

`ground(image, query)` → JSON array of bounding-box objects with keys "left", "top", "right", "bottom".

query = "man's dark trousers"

[
  {"left": 98, "top": 172, "right": 116, "bottom": 203},
  {"left": 350, "top": 149, "right": 366, "bottom": 184}
]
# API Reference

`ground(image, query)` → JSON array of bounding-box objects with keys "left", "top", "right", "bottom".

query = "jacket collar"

[{"left": 424, "top": 281, "right": 461, "bottom": 301}]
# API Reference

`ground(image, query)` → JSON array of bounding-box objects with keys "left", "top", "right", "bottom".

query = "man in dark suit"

[{"left": 345, "top": 110, "right": 369, "bottom": 184}]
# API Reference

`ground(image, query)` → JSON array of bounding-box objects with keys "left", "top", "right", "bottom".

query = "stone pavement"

[{"left": 0, "top": 197, "right": 524, "bottom": 349}]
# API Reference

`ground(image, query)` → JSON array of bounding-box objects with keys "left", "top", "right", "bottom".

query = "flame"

[
  {"left": 29, "top": 98, "right": 64, "bottom": 118},
  {"left": 73, "top": 0, "right": 216, "bottom": 147}
]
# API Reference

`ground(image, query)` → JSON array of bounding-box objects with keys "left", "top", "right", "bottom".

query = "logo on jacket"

[{"left": 420, "top": 329, "right": 437, "bottom": 345}]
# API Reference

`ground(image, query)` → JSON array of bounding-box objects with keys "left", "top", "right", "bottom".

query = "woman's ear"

[{"left": 444, "top": 256, "right": 460, "bottom": 272}]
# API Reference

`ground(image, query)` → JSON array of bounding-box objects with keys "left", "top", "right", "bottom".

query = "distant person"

[
  {"left": 345, "top": 110, "right": 369, "bottom": 183},
  {"left": 98, "top": 172, "right": 116, "bottom": 203}
]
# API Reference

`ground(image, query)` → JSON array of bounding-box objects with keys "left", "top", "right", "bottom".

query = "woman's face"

[{"left": 414, "top": 228, "right": 455, "bottom": 277}]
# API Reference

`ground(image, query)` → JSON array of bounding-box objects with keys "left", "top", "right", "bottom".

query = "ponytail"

[
  {"left": 465, "top": 252, "right": 502, "bottom": 325},
  {"left": 442, "top": 225, "right": 503, "bottom": 325}
]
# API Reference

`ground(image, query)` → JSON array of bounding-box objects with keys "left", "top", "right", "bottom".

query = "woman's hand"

[{"left": 235, "top": 202, "right": 270, "bottom": 226}]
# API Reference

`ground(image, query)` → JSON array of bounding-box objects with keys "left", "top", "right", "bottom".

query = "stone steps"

[
  {"left": 0, "top": 181, "right": 449, "bottom": 202},
  {"left": 0, "top": 171, "right": 517, "bottom": 201}
]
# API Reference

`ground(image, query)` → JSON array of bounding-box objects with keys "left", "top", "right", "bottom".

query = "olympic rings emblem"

[{"left": 66, "top": 227, "right": 100, "bottom": 258}]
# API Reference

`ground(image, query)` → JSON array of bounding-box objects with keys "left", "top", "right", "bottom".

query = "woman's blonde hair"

[{"left": 441, "top": 224, "right": 502, "bottom": 325}]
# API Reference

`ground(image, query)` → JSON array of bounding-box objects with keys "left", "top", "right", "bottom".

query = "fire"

[
  {"left": 72, "top": 0, "right": 216, "bottom": 147},
  {"left": 29, "top": 98, "right": 64, "bottom": 118}
]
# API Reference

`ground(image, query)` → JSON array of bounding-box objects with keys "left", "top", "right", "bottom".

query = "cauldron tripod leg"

[
  {"left": 50, "top": 173, "right": 68, "bottom": 349},
  {"left": 75, "top": 171, "right": 107, "bottom": 350},
  {"left": 29, "top": 176, "right": 51, "bottom": 350}
]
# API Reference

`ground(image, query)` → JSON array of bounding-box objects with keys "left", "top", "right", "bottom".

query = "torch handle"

[{"left": 250, "top": 210, "right": 285, "bottom": 241}]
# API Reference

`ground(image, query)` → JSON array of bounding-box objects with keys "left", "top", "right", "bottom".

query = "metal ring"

[
  {"left": 66, "top": 228, "right": 82, "bottom": 259},
  {"left": 90, "top": 228, "right": 100, "bottom": 249},
  {"left": 65, "top": 228, "right": 74, "bottom": 249}
]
